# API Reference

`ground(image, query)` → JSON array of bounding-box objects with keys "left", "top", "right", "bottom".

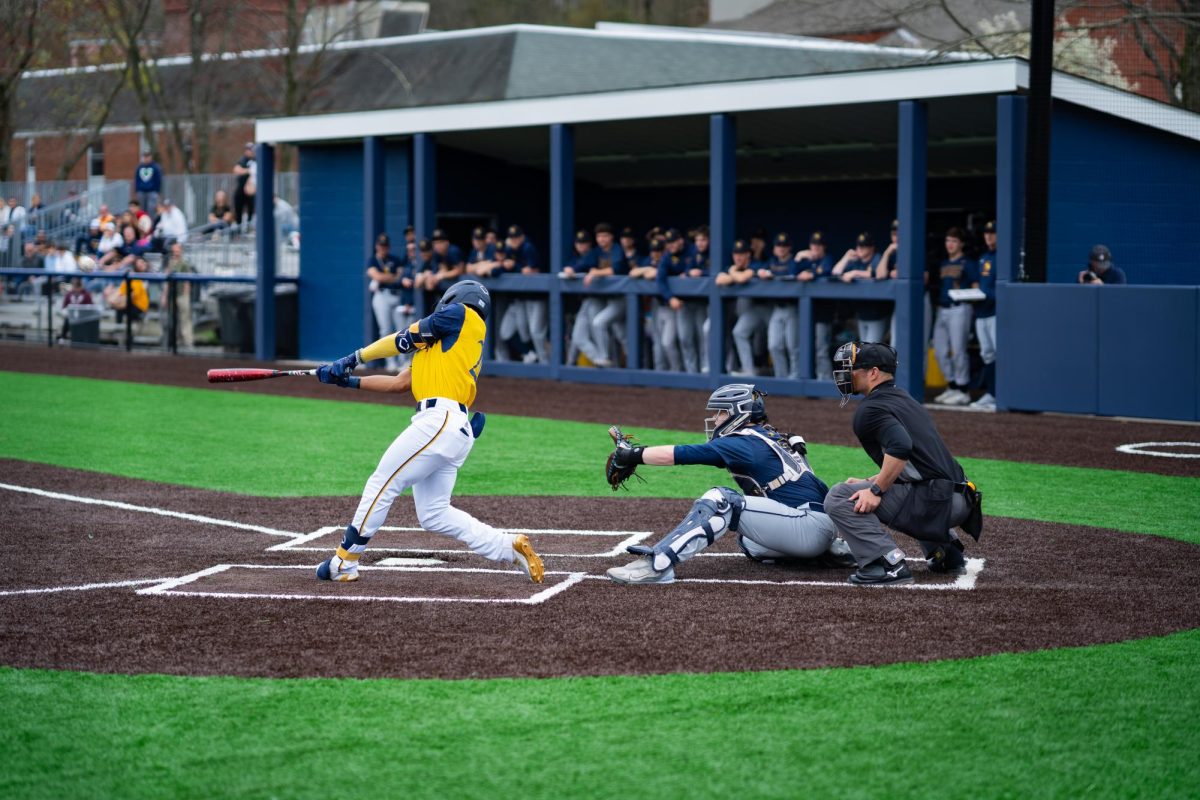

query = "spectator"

[
  {"left": 586, "top": 222, "right": 630, "bottom": 368},
  {"left": 0, "top": 225, "right": 17, "bottom": 273},
  {"left": 233, "top": 142, "right": 256, "bottom": 229},
  {"left": 166, "top": 241, "right": 196, "bottom": 348},
  {"left": 969, "top": 221, "right": 998, "bottom": 410},
  {"left": 134, "top": 150, "right": 163, "bottom": 213},
  {"left": 932, "top": 227, "right": 977, "bottom": 406},
  {"left": 153, "top": 198, "right": 188, "bottom": 249},
  {"left": 59, "top": 276, "right": 94, "bottom": 341},
  {"left": 24, "top": 194, "right": 45, "bottom": 237},
  {"left": 796, "top": 231, "right": 837, "bottom": 380},
  {"left": 202, "top": 190, "right": 234, "bottom": 235},
  {"left": 45, "top": 242, "right": 78, "bottom": 274},
  {"left": 1078, "top": 244, "right": 1125, "bottom": 284},
  {"left": 654, "top": 228, "right": 703, "bottom": 373},
  {"left": 97, "top": 222, "right": 122, "bottom": 255},
  {"left": 466, "top": 226, "right": 498, "bottom": 277},
  {"left": 274, "top": 196, "right": 299, "bottom": 240},
  {"left": 103, "top": 255, "right": 151, "bottom": 323},
  {"left": 61, "top": 190, "right": 83, "bottom": 229},
  {"left": 758, "top": 232, "right": 800, "bottom": 379},
  {"left": 99, "top": 225, "right": 145, "bottom": 270},
  {"left": 719, "top": 238, "right": 761, "bottom": 376},
  {"left": 128, "top": 200, "right": 151, "bottom": 236},
  {"left": 366, "top": 233, "right": 403, "bottom": 370},
  {"left": 76, "top": 220, "right": 102, "bottom": 257},
  {"left": 17, "top": 241, "right": 46, "bottom": 299},
  {"left": 1, "top": 198, "right": 26, "bottom": 230},
  {"left": 833, "top": 231, "right": 888, "bottom": 345},
  {"left": 94, "top": 204, "right": 115, "bottom": 230}
]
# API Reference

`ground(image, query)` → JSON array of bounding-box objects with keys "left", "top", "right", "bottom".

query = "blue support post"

[
  {"left": 895, "top": 101, "right": 927, "bottom": 398},
  {"left": 363, "top": 135, "right": 385, "bottom": 345},
  {"left": 708, "top": 113, "right": 735, "bottom": 378},
  {"left": 412, "top": 133, "right": 436, "bottom": 318},
  {"left": 996, "top": 95, "right": 1027, "bottom": 284},
  {"left": 549, "top": 124, "right": 574, "bottom": 367},
  {"left": 254, "top": 142, "right": 276, "bottom": 361}
]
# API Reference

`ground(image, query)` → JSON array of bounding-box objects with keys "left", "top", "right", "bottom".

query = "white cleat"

[
  {"left": 512, "top": 534, "right": 545, "bottom": 584},
  {"left": 606, "top": 556, "right": 676, "bottom": 585},
  {"left": 970, "top": 392, "right": 996, "bottom": 410},
  {"left": 941, "top": 389, "right": 971, "bottom": 406},
  {"left": 316, "top": 554, "right": 359, "bottom": 582}
]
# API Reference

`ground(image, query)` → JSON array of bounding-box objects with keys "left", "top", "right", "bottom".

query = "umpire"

[{"left": 826, "top": 342, "right": 982, "bottom": 586}]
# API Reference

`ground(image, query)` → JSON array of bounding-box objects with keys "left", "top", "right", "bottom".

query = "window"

[{"left": 88, "top": 139, "right": 105, "bottom": 179}]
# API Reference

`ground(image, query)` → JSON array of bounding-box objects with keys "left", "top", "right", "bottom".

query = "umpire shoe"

[
  {"left": 606, "top": 556, "right": 675, "bottom": 585},
  {"left": 927, "top": 539, "right": 967, "bottom": 575},
  {"left": 848, "top": 555, "right": 914, "bottom": 587},
  {"left": 316, "top": 554, "right": 359, "bottom": 582},
  {"left": 513, "top": 534, "right": 545, "bottom": 584}
]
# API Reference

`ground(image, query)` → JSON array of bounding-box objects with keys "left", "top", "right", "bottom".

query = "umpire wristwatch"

[{"left": 868, "top": 482, "right": 886, "bottom": 497}]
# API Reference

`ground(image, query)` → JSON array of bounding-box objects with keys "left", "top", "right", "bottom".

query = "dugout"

[{"left": 255, "top": 23, "right": 1200, "bottom": 420}]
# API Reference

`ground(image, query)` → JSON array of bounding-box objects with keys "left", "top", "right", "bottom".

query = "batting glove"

[{"left": 317, "top": 351, "right": 358, "bottom": 385}]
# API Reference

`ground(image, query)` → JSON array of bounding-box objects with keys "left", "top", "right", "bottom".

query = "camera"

[{"left": 1082, "top": 270, "right": 1099, "bottom": 283}]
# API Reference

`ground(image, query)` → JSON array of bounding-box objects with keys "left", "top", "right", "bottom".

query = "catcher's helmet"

[
  {"left": 705, "top": 383, "right": 767, "bottom": 440},
  {"left": 436, "top": 279, "right": 491, "bottom": 320},
  {"left": 833, "top": 341, "right": 898, "bottom": 407}
]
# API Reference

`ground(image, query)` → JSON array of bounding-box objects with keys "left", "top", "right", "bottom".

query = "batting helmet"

[
  {"left": 704, "top": 383, "right": 767, "bottom": 440},
  {"left": 437, "top": 279, "right": 491, "bottom": 321}
]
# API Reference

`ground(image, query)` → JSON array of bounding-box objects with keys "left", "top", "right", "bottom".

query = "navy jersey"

[
  {"left": 766, "top": 254, "right": 797, "bottom": 279},
  {"left": 1096, "top": 265, "right": 1127, "bottom": 284},
  {"left": 593, "top": 242, "right": 628, "bottom": 275},
  {"left": 972, "top": 248, "right": 997, "bottom": 317},
  {"left": 655, "top": 251, "right": 689, "bottom": 301},
  {"left": 937, "top": 255, "right": 974, "bottom": 307},
  {"left": 673, "top": 427, "right": 828, "bottom": 508},
  {"left": 842, "top": 252, "right": 881, "bottom": 280},
  {"left": 397, "top": 260, "right": 416, "bottom": 305},
  {"left": 507, "top": 240, "right": 541, "bottom": 272},
  {"left": 796, "top": 253, "right": 834, "bottom": 280},
  {"left": 690, "top": 247, "right": 710, "bottom": 274},
  {"left": 468, "top": 243, "right": 497, "bottom": 264},
  {"left": 433, "top": 244, "right": 464, "bottom": 270},
  {"left": 368, "top": 253, "right": 402, "bottom": 294},
  {"left": 567, "top": 248, "right": 593, "bottom": 271}
]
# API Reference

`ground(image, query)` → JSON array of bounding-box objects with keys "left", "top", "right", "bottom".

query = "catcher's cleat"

[
  {"left": 926, "top": 539, "right": 967, "bottom": 575},
  {"left": 606, "top": 556, "right": 676, "bottom": 585},
  {"left": 512, "top": 534, "right": 545, "bottom": 584},
  {"left": 848, "top": 556, "right": 914, "bottom": 587},
  {"left": 316, "top": 554, "right": 359, "bottom": 582}
]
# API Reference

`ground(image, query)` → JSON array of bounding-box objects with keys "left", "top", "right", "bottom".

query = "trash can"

[
  {"left": 214, "top": 287, "right": 256, "bottom": 353},
  {"left": 66, "top": 304, "right": 102, "bottom": 346}
]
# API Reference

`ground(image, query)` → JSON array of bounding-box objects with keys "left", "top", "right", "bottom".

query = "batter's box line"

[
  {"left": 268, "top": 526, "right": 654, "bottom": 558},
  {"left": 136, "top": 564, "right": 588, "bottom": 605}
]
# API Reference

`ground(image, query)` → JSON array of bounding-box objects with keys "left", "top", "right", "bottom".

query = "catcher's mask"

[
  {"left": 833, "top": 341, "right": 898, "bottom": 407},
  {"left": 436, "top": 279, "right": 491, "bottom": 321},
  {"left": 704, "top": 383, "right": 767, "bottom": 440}
]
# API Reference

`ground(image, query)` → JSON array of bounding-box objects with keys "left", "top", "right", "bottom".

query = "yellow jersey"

[{"left": 409, "top": 303, "right": 485, "bottom": 407}]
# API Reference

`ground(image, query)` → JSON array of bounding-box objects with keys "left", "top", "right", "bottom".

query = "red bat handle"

[{"left": 207, "top": 368, "right": 314, "bottom": 383}]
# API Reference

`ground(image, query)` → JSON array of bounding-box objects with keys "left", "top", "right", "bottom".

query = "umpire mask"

[{"left": 833, "top": 342, "right": 898, "bottom": 407}]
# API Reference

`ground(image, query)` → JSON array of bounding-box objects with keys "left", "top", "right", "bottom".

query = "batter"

[{"left": 313, "top": 279, "right": 544, "bottom": 584}]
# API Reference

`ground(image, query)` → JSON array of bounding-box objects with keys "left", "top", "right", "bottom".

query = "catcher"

[{"left": 604, "top": 383, "right": 854, "bottom": 584}]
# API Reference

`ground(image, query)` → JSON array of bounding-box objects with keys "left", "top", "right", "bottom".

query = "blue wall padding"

[
  {"left": 298, "top": 144, "right": 365, "bottom": 361},
  {"left": 1048, "top": 102, "right": 1200, "bottom": 286},
  {"left": 998, "top": 284, "right": 1098, "bottom": 414},
  {"left": 385, "top": 141, "right": 412, "bottom": 239},
  {"left": 1096, "top": 287, "right": 1198, "bottom": 420}
]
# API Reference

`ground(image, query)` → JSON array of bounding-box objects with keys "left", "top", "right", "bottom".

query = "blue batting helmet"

[{"left": 437, "top": 279, "right": 491, "bottom": 320}]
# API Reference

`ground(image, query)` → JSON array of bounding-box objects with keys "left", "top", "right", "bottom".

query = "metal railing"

[
  {"left": 3, "top": 182, "right": 131, "bottom": 256},
  {"left": 0, "top": 267, "right": 298, "bottom": 356},
  {"left": 0, "top": 179, "right": 91, "bottom": 208}
]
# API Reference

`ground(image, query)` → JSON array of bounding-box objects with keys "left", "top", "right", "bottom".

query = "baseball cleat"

[
  {"left": 606, "top": 556, "right": 675, "bottom": 585},
  {"left": 848, "top": 556, "right": 914, "bottom": 587},
  {"left": 512, "top": 534, "right": 544, "bottom": 584},
  {"left": 316, "top": 555, "right": 359, "bottom": 582},
  {"left": 927, "top": 540, "right": 967, "bottom": 575}
]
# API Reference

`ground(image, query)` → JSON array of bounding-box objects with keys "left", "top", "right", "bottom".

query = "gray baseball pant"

[
  {"left": 768, "top": 304, "right": 800, "bottom": 378},
  {"left": 731, "top": 299, "right": 768, "bottom": 374},
  {"left": 932, "top": 303, "right": 972, "bottom": 386},
  {"left": 825, "top": 481, "right": 969, "bottom": 566}
]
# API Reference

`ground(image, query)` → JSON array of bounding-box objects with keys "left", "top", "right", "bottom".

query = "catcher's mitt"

[{"left": 605, "top": 425, "right": 645, "bottom": 491}]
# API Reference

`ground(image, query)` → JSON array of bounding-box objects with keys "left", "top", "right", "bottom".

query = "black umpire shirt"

[{"left": 852, "top": 381, "right": 965, "bottom": 484}]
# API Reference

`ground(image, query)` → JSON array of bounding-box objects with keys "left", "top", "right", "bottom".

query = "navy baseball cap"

[
  {"left": 983, "top": 220, "right": 997, "bottom": 233},
  {"left": 594, "top": 222, "right": 614, "bottom": 235},
  {"left": 375, "top": 233, "right": 390, "bottom": 246},
  {"left": 1089, "top": 244, "right": 1112, "bottom": 263},
  {"left": 507, "top": 224, "right": 524, "bottom": 238},
  {"left": 431, "top": 228, "right": 449, "bottom": 241},
  {"left": 810, "top": 231, "right": 825, "bottom": 245},
  {"left": 774, "top": 232, "right": 791, "bottom": 247},
  {"left": 856, "top": 232, "right": 874, "bottom": 247},
  {"left": 649, "top": 238, "right": 665, "bottom": 252},
  {"left": 418, "top": 238, "right": 432, "bottom": 252},
  {"left": 620, "top": 227, "right": 636, "bottom": 239},
  {"left": 575, "top": 229, "right": 592, "bottom": 244},
  {"left": 471, "top": 226, "right": 486, "bottom": 239},
  {"left": 890, "top": 219, "right": 899, "bottom": 231},
  {"left": 732, "top": 239, "right": 750, "bottom": 254},
  {"left": 852, "top": 342, "right": 898, "bottom": 372},
  {"left": 663, "top": 228, "right": 682, "bottom": 243}
]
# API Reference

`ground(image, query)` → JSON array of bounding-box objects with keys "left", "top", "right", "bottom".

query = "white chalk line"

[
  {"left": 136, "top": 563, "right": 588, "bottom": 605},
  {"left": 378, "top": 525, "right": 653, "bottom": 537},
  {"left": 1115, "top": 441, "right": 1200, "bottom": 459},
  {"left": 0, "top": 482, "right": 299, "bottom": 538},
  {"left": 271, "top": 526, "right": 655, "bottom": 558},
  {"left": 0, "top": 578, "right": 170, "bottom": 597}
]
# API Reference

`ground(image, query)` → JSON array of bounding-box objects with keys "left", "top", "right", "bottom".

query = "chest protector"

[{"left": 730, "top": 427, "right": 812, "bottom": 496}]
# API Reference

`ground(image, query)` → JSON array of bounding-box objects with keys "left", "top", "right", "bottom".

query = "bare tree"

[
  {"left": 92, "top": 0, "right": 159, "bottom": 160},
  {"left": 0, "top": 1, "right": 44, "bottom": 182}
]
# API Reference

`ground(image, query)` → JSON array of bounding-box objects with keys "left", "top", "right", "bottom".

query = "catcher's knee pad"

[{"left": 628, "top": 487, "right": 745, "bottom": 572}]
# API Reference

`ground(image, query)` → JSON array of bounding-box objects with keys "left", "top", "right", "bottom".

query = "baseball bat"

[{"left": 206, "top": 368, "right": 317, "bottom": 383}]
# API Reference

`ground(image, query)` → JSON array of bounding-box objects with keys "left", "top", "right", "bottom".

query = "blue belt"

[{"left": 416, "top": 398, "right": 467, "bottom": 413}]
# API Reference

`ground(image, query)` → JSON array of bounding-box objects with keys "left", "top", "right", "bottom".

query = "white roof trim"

[
  {"left": 1015, "top": 63, "right": 1200, "bottom": 142},
  {"left": 256, "top": 59, "right": 1022, "bottom": 143}
]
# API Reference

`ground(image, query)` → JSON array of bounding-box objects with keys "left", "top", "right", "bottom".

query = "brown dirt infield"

[{"left": 2, "top": 342, "right": 1199, "bottom": 680}]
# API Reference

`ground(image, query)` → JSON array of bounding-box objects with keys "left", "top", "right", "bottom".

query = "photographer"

[{"left": 1078, "top": 244, "right": 1125, "bottom": 285}]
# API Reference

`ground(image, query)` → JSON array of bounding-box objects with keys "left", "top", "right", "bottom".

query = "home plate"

[{"left": 376, "top": 557, "right": 446, "bottom": 566}]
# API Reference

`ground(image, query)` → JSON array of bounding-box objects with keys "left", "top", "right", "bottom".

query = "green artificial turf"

[
  {"left": 3, "top": 629, "right": 1199, "bottom": 799},
  {"left": 2, "top": 371, "right": 1198, "bottom": 541}
]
